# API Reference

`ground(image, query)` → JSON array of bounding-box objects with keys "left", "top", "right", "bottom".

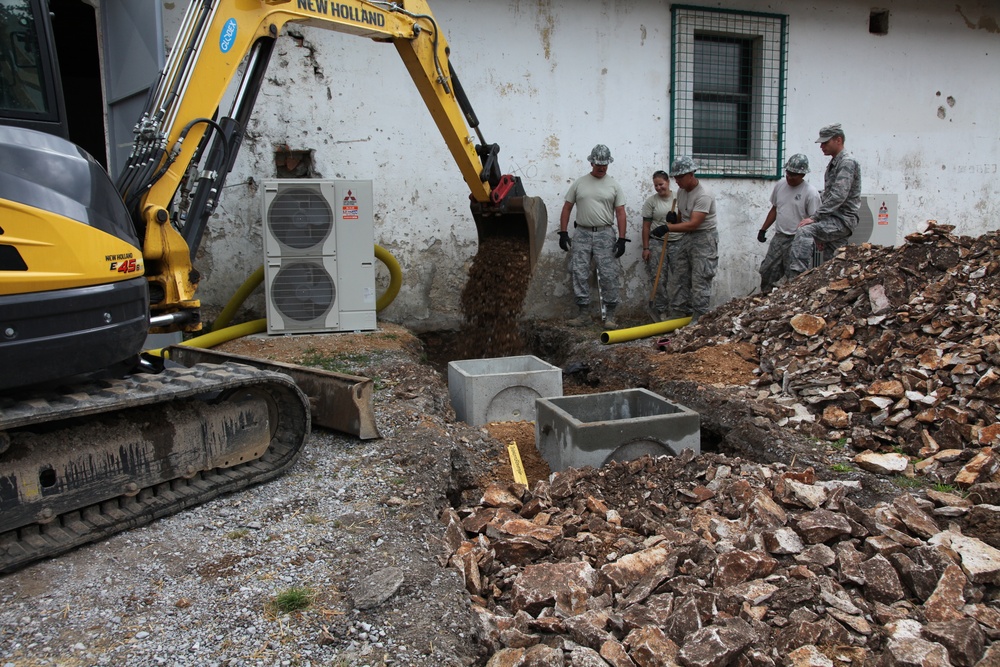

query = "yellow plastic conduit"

[
  {"left": 600, "top": 316, "right": 692, "bottom": 345},
  {"left": 375, "top": 244, "right": 402, "bottom": 312}
]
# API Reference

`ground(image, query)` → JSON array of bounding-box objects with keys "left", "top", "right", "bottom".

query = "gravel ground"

[{"left": 0, "top": 337, "right": 498, "bottom": 667}]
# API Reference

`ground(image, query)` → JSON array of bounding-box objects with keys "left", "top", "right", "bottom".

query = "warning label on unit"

[{"left": 342, "top": 190, "right": 359, "bottom": 220}]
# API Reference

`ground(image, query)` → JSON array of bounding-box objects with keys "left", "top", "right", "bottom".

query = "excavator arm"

[{"left": 118, "top": 0, "right": 546, "bottom": 333}]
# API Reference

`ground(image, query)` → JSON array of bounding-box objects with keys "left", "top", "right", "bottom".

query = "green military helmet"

[
  {"left": 668, "top": 155, "right": 698, "bottom": 177},
  {"left": 785, "top": 153, "right": 810, "bottom": 174},
  {"left": 588, "top": 144, "right": 614, "bottom": 165}
]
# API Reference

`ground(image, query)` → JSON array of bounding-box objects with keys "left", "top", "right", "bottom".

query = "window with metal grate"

[{"left": 671, "top": 6, "right": 788, "bottom": 179}]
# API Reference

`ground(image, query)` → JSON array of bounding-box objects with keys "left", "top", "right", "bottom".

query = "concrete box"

[
  {"left": 448, "top": 355, "right": 563, "bottom": 425},
  {"left": 535, "top": 388, "right": 700, "bottom": 472}
]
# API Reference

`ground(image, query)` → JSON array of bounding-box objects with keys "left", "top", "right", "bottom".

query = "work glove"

[
  {"left": 558, "top": 231, "right": 571, "bottom": 252},
  {"left": 665, "top": 211, "right": 678, "bottom": 223},
  {"left": 650, "top": 225, "right": 668, "bottom": 239},
  {"left": 613, "top": 237, "right": 629, "bottom": 258},
  {"left": 757, "top": 229, "right": 767, "bottom": 243}
]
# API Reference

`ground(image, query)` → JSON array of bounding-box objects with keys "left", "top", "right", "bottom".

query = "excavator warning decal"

[
  {"left": 342, "top": 190, "right": 359, "bottom": 220},
  {"left": 219, "top": 19, "right": 237, "bottom": 53}
]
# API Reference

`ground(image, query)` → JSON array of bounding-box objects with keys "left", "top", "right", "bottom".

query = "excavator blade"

[
  {"left": 471, "top": 195, "right": 549, "bottom": 271},
  {"left": 165, "top": 346, "right": 380, "bottom": 440}
]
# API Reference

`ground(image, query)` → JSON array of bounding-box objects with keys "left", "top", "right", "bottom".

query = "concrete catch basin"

[
  {"left": 448, "top": 355, "right": 563, "bottom": 426},
  {"left": 535, "top": 388, "right": 700, "bottom": 472}
]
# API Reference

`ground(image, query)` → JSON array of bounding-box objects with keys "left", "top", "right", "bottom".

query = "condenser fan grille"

[
  {"left": 852, "top": 200, "right": 876, "bottom": 243},
  {"left": 270, "top": 261, "right": 337, "bottom": 322},
  {"left": 267, "top": 188, "right": 334, "bottom": 250}
]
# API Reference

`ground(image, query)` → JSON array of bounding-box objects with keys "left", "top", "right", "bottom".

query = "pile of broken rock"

[
  {"left": 443, "top": 451, "right": 1000, "bottom": 667},
  {"left": 670, "top": 223, "right": 1000, "bottom": 489}
]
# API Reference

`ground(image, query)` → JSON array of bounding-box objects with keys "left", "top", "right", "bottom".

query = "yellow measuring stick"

[{"left": 507, "top": 441, "right": 528, "bottom": 486}]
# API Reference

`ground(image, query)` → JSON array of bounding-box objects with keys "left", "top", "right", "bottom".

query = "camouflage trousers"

[
  {"left": 786, "top": 216, "right": 854, "bottom": 279},
  {"left": 644, "top": 237, "right": 675, "bottom": 314},
  {"left": 667, "top": 229, "right": 718, "bottom": 322},
  {"left": 758, "top": 231, "right": 795, "bottom": 294},
  {"left": 569, "top": 226, "right": 621, "bottom": 308}
]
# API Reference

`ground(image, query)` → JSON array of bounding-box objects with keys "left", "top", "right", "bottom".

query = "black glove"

[
  {"left": 650, "top": 225, "right": 668, "bottom": 239},
  {"left": 558, "top": 231, "right": 571, "bottom": 252},
  {"left": 614, "top": 237, "right": 629, "bottom": 258},
  {"left": 665, "top": 211, "right": 678, "bottom": 223},
  {"left": 757, "top": 229, "right": 768, "bottom": 243}
]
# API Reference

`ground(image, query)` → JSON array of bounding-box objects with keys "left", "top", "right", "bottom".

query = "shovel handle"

[{"left": 648, "top": 200, "right": 676, "bottom": 304}]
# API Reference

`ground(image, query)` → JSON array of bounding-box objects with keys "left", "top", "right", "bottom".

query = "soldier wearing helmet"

[
  {"left": 656, "top": 155, "right": 719, "bottom": 325},
  {"left": 756, "top": 153, "right": 821, "bottom": 294},
  {"left": 558, "top": 144, "right": 628, "bottom": 329},
  {"left": 786, "top": 123, "right": 862, "bottom": 279}
]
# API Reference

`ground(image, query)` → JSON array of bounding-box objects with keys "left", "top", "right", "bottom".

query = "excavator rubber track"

[{"left": 0, "top": 363, "right": 310, "bottom": 573}]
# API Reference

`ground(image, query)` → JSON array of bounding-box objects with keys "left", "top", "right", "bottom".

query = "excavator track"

[{"left": 0, "top": 363, "right": 310, "bottom": 573}]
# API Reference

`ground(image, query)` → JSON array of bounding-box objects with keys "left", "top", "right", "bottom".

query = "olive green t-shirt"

[
  {"left": 565, "top": 174, "right": 626, "bottom": 228},
  {"left": 676, "top": 182, "right": 717, "bottom": 232},
  {"left": 641, "top": 193, "right": 681, "bottom": 242}
]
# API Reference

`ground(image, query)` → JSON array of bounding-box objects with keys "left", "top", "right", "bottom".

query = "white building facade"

[{"left": 156, "top": 0, "right": 1000, "bottom": 330}]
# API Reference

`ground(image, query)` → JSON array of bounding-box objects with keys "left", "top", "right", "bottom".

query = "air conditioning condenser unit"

[
  {"left": 262, "top": 179, "right": 377, "bottom": 334},
  {"left": 849, "top": 194, "right": 897, "bottom": 246}
]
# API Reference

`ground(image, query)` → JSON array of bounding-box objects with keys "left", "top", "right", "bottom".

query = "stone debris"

[
  {"left": 668, "top": 222, "right": 1000, "bottom": 489},
  {"left": 458, "top": 236, "right": 532, "bottom": 359},
  {"left": 444, "top": 452, "right": 1000, "bottom": 667}
]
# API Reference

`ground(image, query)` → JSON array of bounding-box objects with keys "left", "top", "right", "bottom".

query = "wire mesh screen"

[{"left": 671, "top": 6, "right": 787, "bottom": 179}]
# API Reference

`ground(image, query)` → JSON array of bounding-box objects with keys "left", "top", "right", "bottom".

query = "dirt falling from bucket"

[{"left": 456, "top": 236, "right": 532, "bottom": 360}]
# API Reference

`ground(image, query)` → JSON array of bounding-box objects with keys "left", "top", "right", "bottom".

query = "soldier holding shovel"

[{"left": 640, "top": 170, "right": 677, "bottom": 322}]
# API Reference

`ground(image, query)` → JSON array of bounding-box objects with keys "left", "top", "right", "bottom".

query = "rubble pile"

[
  {"left": 671, "top": 224, "right": 1000, "bottom": 485},
  {"left": 443, "top": 451, "right": 1000, "bottom": 667}
]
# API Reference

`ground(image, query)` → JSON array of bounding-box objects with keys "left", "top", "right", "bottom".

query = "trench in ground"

[{"left": 416, "top": 322, "right": 727, "bottom": 457}]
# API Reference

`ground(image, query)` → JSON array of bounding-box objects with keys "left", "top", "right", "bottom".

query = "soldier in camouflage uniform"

[
  {"left": 786, "top": 124, "right": 862, "bottom": 280},
  {"left": 558, "top": 144, "right": 628, "bottom": 329},
  {"left": 757, "top": 154, "right": 821, "bottom": 293},
  {"left": 662, "top": 156, "right": 718, "bottom": 324},
  {"left": 640, "top": 170, "right": 677, "bottom": 322}
]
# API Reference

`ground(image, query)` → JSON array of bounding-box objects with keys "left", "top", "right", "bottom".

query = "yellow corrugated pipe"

[
  {"left": 147, "top": 319, "right": 267, "bottom": 358},
  {"left": 600, "top": 316, "right": 692, "bottom": 345},
  {"left": 375, "top": 244, "right": 402, "bottom": 312},
  {"left": 212, "top": 266, "right": 264, "bottom": 332}
]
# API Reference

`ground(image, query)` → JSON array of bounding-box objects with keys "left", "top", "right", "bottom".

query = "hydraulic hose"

[{"left": 601, "top": 316, "right": 692, "bottom": 345}]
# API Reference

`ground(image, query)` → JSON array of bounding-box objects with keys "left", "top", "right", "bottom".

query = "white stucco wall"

[{"left": 162, "top": 0, "right": 1000, "bottom": 330}]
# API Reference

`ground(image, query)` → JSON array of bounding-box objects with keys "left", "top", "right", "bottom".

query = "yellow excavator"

[{"left": 0, "top": 0, "right": 546, "bottom": 571}]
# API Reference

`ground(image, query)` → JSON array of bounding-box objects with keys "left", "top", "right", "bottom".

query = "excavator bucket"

[{"left": 471, "top": 182, "right": 548, "bottom": 271}]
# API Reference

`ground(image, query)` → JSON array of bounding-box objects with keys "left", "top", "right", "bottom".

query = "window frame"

[{"left": 670, "top": 5, "right": 788, "bottom": 179}]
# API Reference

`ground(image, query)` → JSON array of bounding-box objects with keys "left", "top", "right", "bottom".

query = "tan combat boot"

[{"left": 567, "top": 305, "right": 591, "bottom": 327}]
